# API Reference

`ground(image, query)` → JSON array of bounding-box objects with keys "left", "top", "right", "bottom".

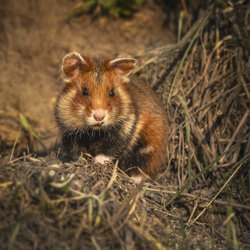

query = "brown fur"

[{"left": 55, "top": 53, "right": 168, "bottom": 179}]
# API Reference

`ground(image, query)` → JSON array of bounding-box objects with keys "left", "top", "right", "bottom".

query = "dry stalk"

[
  {"left": 188, "top": 157, "right": 248, "bottom": 226},
  {"left": 219, "top": 109, "right": 249, "bottom": 163}
]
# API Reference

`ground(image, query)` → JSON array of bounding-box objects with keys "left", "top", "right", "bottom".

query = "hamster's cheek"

[
  {"left": 130, "top": 173, "right": 146, "bottom": 184},
  {"left": 69, "top": 105, "right": 86, "bottom": 128},
  {"left": 105, "top": 106, "right": 118, "bottom": 124}
]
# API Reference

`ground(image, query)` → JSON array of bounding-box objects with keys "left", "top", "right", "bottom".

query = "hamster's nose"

[{"left": 93, "top": 109, "right": 106, "bottom": 121}]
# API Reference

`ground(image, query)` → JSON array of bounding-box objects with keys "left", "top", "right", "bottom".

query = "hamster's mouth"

[{"left": 92, "top": 122, "right": 104, "bottom": 129}]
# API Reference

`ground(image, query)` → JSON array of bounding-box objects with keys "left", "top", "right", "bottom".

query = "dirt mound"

[{"left": 0, "top": 154, "right": 227, "bottom": 249}]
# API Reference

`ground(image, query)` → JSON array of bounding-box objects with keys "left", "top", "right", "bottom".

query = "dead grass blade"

[
  {"left": 225, "top": 195, "right": 239, "bottom": 250},
  {"left": 128, "top": 222, "right": 168, "bottom": 250},
  {"left": 168, "top": 4, "right": 215, "bottom": 103},
  {"left": 239, "top": 74, "right": 250, "bottom": 102},
  {"left": 9, "top": 125, "right": 21, "bottom": 162},
  {"left": 7, "top": 222, "right": 21, "bottom": 250},
  {"left": 165, "top": 132, "right": 250, "bottom": 207},
  {"left": 187, "top": 158, "right": 247, "bottom": 226},
  {"left": 104, "top": 160, "right": 118, "bottom": 191},
  {"left": 177, "top": 95, "right": 191, "bottom": 180},
  {"left": 19, "top": 113, "right": 47, "bottom": 152},
  {"left": 219, "top": 109, "right": 249, "bottom": 163}
]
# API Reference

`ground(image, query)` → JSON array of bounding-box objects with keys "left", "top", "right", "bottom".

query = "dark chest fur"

[{"left": 62, "top": 122, "right": 134, "bottom": 158}]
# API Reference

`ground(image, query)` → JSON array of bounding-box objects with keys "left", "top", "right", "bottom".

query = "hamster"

[{"left": 55, "top": 52, "right": 168, "bottom": 182}]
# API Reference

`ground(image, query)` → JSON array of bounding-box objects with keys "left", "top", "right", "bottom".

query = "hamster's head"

[{"left": 55, "top": 52, "right": 137, "bottom": 132}]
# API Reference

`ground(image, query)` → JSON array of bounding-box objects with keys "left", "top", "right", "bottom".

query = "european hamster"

[{"left": 55, "top": 52, "right": 168, "bottom": 182}]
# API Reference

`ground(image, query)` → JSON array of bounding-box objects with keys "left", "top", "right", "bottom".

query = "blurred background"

[{"left": 0, "top": 0, "right": 205, "bottom": 153}]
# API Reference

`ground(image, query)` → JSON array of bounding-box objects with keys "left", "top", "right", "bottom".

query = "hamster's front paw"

[
  {"left": 94, "top": 154, "right": 113, "bottom": 164},
  {"left": 130, "top": 174, "right": 144, "bottom": 184}
]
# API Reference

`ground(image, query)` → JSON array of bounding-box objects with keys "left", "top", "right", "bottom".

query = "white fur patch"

[
  {"left": 130, "top": 175, "right": 143, "bottom": 184},
  {"left": 109, "top": 58, "right": 137, "bottom": 66},
  {"left": 94, "top": 154, "right": 113, "bottom": 164},
  {"left": 139, "top": 145, "right": 154, "bottom": 155},
  {"left": 127, "top": 115, "right": 144, "bottom": 152}
]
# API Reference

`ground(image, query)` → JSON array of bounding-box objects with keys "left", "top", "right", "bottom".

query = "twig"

[
  {"left": 91, "top": 236, "right": 101, "bottom": 250},
  {"left": 219, "top": 109, "right": 249, "bottom": 163},
  {"left": 187, "top": 198, "right": 200, "bottom": 225},
  {"left": 9, "top": 153, "right": 35, "bottom": 163},
  {"left": 239, "top": 74, "right": 250, "bottom": 102},
  {"left": 145, "top": 187, "right": 250, "bottom": 210},
  {"left": 190, "top": 120, "right": 213, "bottom": 162}
]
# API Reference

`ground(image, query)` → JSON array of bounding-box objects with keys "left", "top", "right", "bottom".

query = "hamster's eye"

[
  {"left": 82, "top": 87, "right": 88, "bottom": 96},
  {"left": 109, "top": 89, "right": 115, "bottom": 98}
]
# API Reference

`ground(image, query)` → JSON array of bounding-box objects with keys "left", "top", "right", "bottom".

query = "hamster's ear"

[
  {"left": 108, "top": 58, "right": 137, "bottom": 76},
  {"left": 62, "top": 52, "right": 86, "bottom": 79}
]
